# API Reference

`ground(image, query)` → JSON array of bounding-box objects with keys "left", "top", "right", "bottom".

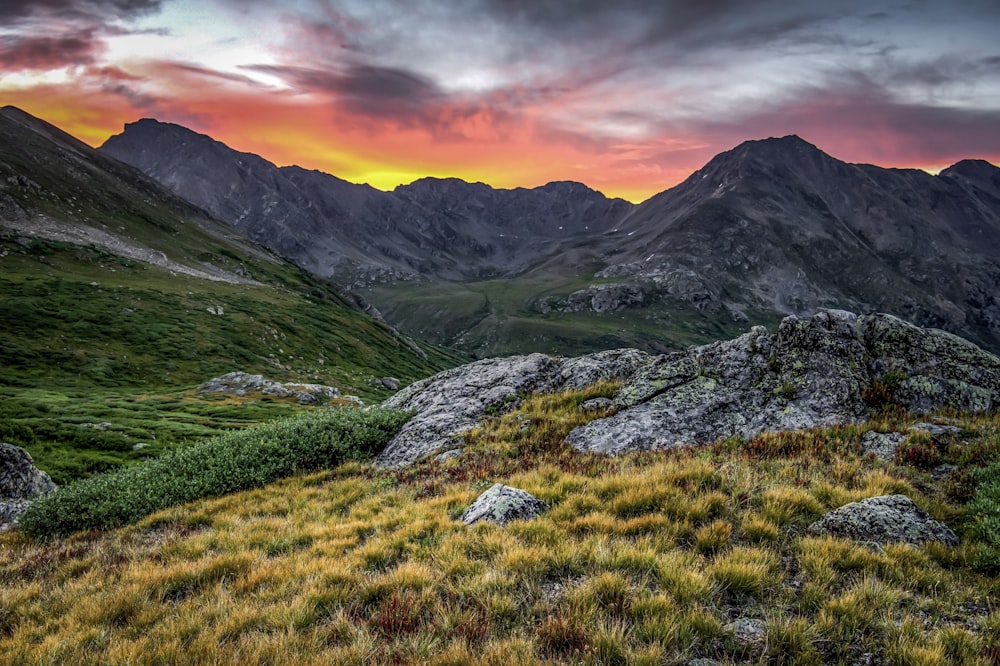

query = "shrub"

[
  {"left": 967, "top": 460, "right": 1000, "bottom": 572},
  {"left": 19, "top": 407, "right": 411, "bottom": 538}
]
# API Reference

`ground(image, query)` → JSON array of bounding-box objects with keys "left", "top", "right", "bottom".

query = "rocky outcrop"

[
  {"left": 1, "top": 442, "right": 57, "bottom": 531},
  {"left": 460, "top": 484, "right": 550, "bottom": 526},
  {"left": 198, "top": 372, "right": 355, "bottom": 405},
  {"left": 376, "top": 350, "right": 650, "bottom": 467},
  {"left": 378, "top": 310, "right": 999, "bottom": 467},
  {"left": 806, "top": 495, "right": 959, "bottom": 547},
  {"left": 567, "top": 310, "right": 999, "bottom": 455}
]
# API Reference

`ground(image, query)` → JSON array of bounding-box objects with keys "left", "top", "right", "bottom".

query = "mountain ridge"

[{"left": 96, "top": 113, "right": 1000, "bottom": 355}]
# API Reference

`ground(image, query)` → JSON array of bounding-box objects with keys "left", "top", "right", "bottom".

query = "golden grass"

[{"left": 1, "top": 385, "right": 999, "bottom": 664}]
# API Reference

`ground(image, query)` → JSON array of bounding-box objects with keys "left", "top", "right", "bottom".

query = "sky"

[{"left": 2, "top": 1, "right": 999, "bottom": 202}]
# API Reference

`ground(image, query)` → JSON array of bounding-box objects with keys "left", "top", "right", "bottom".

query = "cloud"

[
  {"left": 0, "top": 32, "right": 103, "bottom": 70},
  {"left": 0, "top": 0, "right": 161, "bottom": 22}
]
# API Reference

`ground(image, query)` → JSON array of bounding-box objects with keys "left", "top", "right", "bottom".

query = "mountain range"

[{"left": 100, "top": 119, "right": 1000, "bottom": 357}]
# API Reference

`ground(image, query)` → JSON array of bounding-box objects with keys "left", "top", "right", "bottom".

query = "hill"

[{"left": 0, "top": 106, "right": 457, "bottom": 482}]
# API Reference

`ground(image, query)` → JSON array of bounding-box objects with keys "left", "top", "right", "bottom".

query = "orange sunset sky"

[{"left": 2, "top": 0, "right": 1000, "bottom": 202}]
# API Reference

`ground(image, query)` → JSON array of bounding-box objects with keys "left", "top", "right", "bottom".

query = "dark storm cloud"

[
  {"left": 0, "top": 0, "right": 161, "bottom": 22},
  {"left": 0, "top": 32, "right": 102, "bottom": 70},
  {"left": 248, "top": 61, "right": 519, "bottom": 139}
]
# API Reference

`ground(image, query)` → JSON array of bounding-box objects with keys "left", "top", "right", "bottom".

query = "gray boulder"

[
  {"left": 460, "top": 484, "right": 550, "bottom": 526},
  {"left": 806, "top": 495, "right": 958, "bottom": 547},
  {"left": 861, "top": 431, "right": 906, "bottom": 461},
  {"left": 377, "top": 350, "right": 649, "bottom": 468},
  {"left": 1, "top": 442, "right": 57, "bottom": 531},
  {"left": 198, "top": 371, "right": 344, "bottom": 405},
  {"left": 379, "top": 310, "right": 1000, "bottom": 467},
  {"left": 567, "top": 311, "right": 1000, "bottom": 455}
]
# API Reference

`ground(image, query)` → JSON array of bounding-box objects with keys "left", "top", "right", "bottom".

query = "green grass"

[
  {"left": 19, "top": 406, "right": 411, "bottom": 537},
  {"left": 364, "top": 275, "right": 774, "bottom": 358},
  {"left": 2, "top": 385, "right": 999, "bottom": 664},
  {"left": 0, "top": 387, "right": 334, "bottom": 485},
  {"left": 0, "top": 235, "right": 460, "bottom": 484},
  {"left": 0, "top": 235, "right": 458, "bottom": 392}
]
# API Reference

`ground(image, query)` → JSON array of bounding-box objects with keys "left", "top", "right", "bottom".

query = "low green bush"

[
  {"left": 967, "top": 460, "right": 1000, "bottom": 572},
  {"left": 19, "top": 407, "right": 411, "bottom": 538}
]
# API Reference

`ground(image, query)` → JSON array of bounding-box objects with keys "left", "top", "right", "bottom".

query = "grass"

[
  {"left": 18, "top": 406, "right": 410, "bottom": 537},
  {"left": 2, "top": 385, "right": 1000, "bottom": 664},
  {"left": 364, "top": 275, "right": 776, "bottom": 359},
  {"left": 0, "top": 386, "right": 328, "bottom": 485}
]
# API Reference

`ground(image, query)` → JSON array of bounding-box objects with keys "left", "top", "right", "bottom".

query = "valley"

[{"left": 2, "top": 106, "right": 1000, "bottom": 666}]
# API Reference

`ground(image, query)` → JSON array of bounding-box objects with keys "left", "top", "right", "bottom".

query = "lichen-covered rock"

[
  {"left": 862, "top": 431, "right": 906, "bottom": 461},
  {"left": 377, "top": 350, "right": 648, "bottom": 468},
  {"left": 1, "top": 442, "right": 57, "bottom": 531},
  {"left": 198, "top": 371, "right": 345, "bottom": 405},
  {"left": 726, "top": 618, "right": 767, "bottom": 644},
  {"left": 569, "top": 310, "right": 872, "bottom": 455},
  {"left": 460, "top": 484, "right": 550, "bottom": 526},
  {"left": 380, "top": 310, "right": 1000, "bottom": 466},
  {"left": 806, "top": 495, "right": 958, "bottom": 547},
  {"left": 567, "top": 310, "right": 1000, "bottom": 455}
]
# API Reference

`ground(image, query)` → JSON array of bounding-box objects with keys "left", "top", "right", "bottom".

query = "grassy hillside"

[
  {"left": 364, "top": 273, "right": 774, "bottom": 359},
  {"left": 0, "top": 107, "right": 460, "bottom": 483},
  {"left": 3, "top": 384, "right": 998, "bottom": 665}
]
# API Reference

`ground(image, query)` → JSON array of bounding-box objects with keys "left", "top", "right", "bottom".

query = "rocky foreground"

[{"left": 379, "top": 310, "right": 1000, "bottom": 468}]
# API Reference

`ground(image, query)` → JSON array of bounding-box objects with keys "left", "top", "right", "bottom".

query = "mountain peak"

[{"left": 731, "top": 134, "right": 827, "bottom": 161}]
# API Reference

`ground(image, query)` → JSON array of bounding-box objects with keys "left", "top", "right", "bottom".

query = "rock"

[
  {"left": 862, "top": 431, "right": 906, "bottom": 461},
  {"left": 726, "top": 618, "right": 767, "bottom": 644},
  {"left": 434, "top": 449, "right": 462, "bottom": 463},
  {"left": 549, "top": 348, "right": 652, "bottom": 392},
  {"left": 198, "top": 371, "right": 342, "bottom": 404},
  {"left": 460, "top": 484, "right": 550, "bottom": 526},
  {"left": 380, "top": 376, "right": 401, "bottom": 390},
  {"left": 687, "top": 660, "right": 722, "bottom": 666},
  {"left": 1, "top": 442, "right": 57, "bottom": 531},
  {"left": 579, "top": 397, "right": 614, "bottom": 412},
  {"left": 908, "top": 422, "right": 964, "bottom": 442},
  {"left": 567, "top": 311, "right": 1000, "bottom": 456},
  {"left": 377, "top": 350, "right": 647, "bottom": 468},
  {"left": 379, "top": 310, "right": 1000, "bottom": 467},
  {"left": 932, "top": 463, "right": 958, "bottom": 480},
  {"left": 806, "top": 495, "right": 959, "bottom": 547}
]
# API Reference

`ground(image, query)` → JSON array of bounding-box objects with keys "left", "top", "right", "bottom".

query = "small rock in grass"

[
  {"left": 460, "top": 483, "right": 549, "bottom": 526},
  {"left": 807, "top": 494, "right": 958, "bottom": 547},
  {"left": 726, "top": 618, "right": 767, "bottom": 644},
  {"left": 861, "top": 431, "right": 905, "bottom": 460}
]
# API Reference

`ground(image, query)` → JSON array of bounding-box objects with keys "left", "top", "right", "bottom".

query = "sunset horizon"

[{"left": 3, "top": 1, "right": 999, "bottom": 203}]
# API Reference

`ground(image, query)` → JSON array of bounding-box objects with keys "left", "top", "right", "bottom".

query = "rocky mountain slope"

[
  {"left": 100, "top": 119, "right": 630, "bottom": 284},
  {"left": 101, "top": 120, "right": 1000, "bottom": 357},
  {"left": 593, "top": 136, "right": 1000, "bottom": 350}
]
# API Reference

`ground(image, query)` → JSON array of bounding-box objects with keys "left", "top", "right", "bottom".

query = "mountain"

[
  {"left": 100, "top": 121, "right": 1000, "bottom": 356},
  {"left": 592, "top": 136, "right": 1000, "bottom": 348},
  {"left": 0, "top": 106, "right": 454, "bottom": 391},
  {"left": 100, "top": 119, "right": 631, "bottom": 284}
]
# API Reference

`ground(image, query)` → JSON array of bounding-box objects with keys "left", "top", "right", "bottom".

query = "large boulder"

[
  {"left": 806, "top": 495, "right": 959, "bottom": 547},
  {"left": 1, "top": 442, "right": 57, "bottom": 531},
  {"left": 460, "top": 484, "right": 550, "bottom": 526},
  {"left": 376, "top": 350, "right": 650, "bottom": 468},
  {"left": 567, "top": 311, "right": 1000, "bottom": 455}
]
